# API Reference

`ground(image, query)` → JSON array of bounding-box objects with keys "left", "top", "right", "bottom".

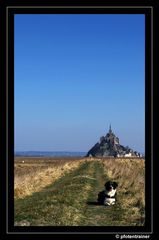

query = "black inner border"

[{"left": 1, "top": 1, "right": 155, "bottom": 239}]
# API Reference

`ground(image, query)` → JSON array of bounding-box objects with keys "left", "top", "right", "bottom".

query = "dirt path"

[
  {"left": 79, "top": 160, "right": 123, "bottom": 226},
  {"left": 14, "top": 160, "right": 123, "bottom": 226}
]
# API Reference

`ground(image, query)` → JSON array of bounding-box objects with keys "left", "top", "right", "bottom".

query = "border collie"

[{"left": 98, "top": 181, "right": 118, "bottom": 206}]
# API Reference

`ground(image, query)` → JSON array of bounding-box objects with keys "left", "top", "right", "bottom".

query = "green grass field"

[{"left": 14, "top": 157, "right": 145, "bottom": 226}]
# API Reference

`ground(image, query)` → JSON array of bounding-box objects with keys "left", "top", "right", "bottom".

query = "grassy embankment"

[
  {"left": 102, "top": 158, "right": 145, "bottom": 225},
  {"left": 14, "top": 157, "right": 145, "bottom": 226}
]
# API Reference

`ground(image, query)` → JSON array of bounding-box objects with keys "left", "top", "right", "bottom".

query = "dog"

[{"left": 98, "top": 181, "right": 118, "bottom": 206}]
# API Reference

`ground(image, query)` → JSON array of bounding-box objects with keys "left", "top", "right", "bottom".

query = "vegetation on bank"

[{"left": 14, "top": 157, "right": 145, "bottom": 226}]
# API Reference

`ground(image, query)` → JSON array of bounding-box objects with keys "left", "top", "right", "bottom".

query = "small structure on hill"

[{"left": 86, "top": 125, "right": 141, "bottom": 157}]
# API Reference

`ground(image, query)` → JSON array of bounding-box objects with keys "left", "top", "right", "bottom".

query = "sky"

[{"left": 14, "top": 14, "right": 145, "bottom": 153}]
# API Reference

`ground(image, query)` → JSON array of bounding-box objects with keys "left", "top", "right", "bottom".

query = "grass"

[
  {"left": 15, "top": 160, "right": 96, "bottom": 226},
  {"left": 102, "top": 158, "right": 145, "bottom": 226},
  {"left": 14, "top": 157, "right": 145, "bottom": 226},
  {"left": 14, "top": 157, "right": 84, "bottom": 199}
]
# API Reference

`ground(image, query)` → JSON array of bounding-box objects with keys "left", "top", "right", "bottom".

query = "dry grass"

[
  {"left": 14, "top": 157, "right": 85, "bottom": 199},
  {"left": 102, "top": 158, "right": 145, "bottom": 225},
  {"left": 14, "top": 157, "right": 145, "bottom": 226},
  {"left": 14, "top": 160, "right": 99, "bottom": 226}
]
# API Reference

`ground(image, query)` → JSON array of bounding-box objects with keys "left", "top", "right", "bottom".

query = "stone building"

[{"left": 86, "top": 125, "right": 141, "bottom": 157}]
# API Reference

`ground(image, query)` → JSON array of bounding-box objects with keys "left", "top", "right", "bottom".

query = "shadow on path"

[{"left": 86, "top": 201, "right": 102, "bottom": 206}]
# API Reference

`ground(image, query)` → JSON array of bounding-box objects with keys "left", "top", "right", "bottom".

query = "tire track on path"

[{"left": 79, "top": 160, "right": 124, "bottom": 226}]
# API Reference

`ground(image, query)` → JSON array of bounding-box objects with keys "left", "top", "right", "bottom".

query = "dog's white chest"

[{"left": 106, "top": 189, "right": 116, "bottom": 197}]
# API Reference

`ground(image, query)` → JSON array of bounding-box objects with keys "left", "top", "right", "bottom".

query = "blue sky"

[{"left": 14, "top": 14, "right": 145, "bottom": 153}]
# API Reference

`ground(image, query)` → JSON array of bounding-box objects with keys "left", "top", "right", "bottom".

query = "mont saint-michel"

[{"left": 86, "top": 125, "right": 142, "bottom": 158}]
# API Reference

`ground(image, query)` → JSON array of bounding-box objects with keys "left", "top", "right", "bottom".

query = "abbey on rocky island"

[{"left": 86, "top": 125, "right": 142, "bottom": 158}]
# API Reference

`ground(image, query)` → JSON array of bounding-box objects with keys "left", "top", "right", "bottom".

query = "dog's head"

[{"left": 104, "top": 181, "right": 118, "bottom": 192}]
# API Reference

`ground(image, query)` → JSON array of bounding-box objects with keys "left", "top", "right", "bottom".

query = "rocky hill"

[{"left": 86, "top": 125, "right": 141, "bottom": 157}]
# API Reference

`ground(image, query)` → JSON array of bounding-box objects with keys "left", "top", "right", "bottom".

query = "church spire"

[{"left": 109, "top": 124, "right": 112, "bottom": 134}]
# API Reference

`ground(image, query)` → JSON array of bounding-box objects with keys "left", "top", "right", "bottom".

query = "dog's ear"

[
  {"left": 104, "top": 181, "right": 110, "bottom": 187},
  {"left": 113, "top": 182, "right": 118, "bottom": 188}
]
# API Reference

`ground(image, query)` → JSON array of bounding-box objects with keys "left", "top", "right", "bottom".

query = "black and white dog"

[{"left": 98, "top": 181, "right": 118, "bottom": 206}]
